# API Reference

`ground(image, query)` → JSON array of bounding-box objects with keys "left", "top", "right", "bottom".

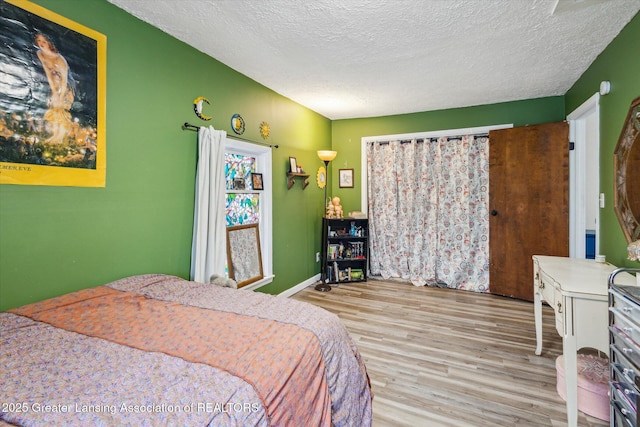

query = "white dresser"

[{"left": 532, "top": 255, "right": 637, "bottom": 427}]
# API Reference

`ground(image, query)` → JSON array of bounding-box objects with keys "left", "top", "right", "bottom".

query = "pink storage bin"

[{"left": 555, "top": 354, "right": 609, "bottom": 422}]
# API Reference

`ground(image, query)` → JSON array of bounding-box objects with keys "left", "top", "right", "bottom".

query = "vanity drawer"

[
  {"left": 554, "top": 293, "right": 566, "bottom": 336},
  {"left": 536, "top": 269, "right": 565, "bottom": 335},
  {"left": 612, "top": 398, "right": 636, "bottom": 427},
  {"left": 611, "top": 325, "right": 640, "bottom": 369},
  {"left": 611, "top": 308, "right": 640, "bottom": 347},
  {"left": 610, "top": 381, "right": 638, "bottom": 425},
  {"left": 537, "top": 269, "right": 556, "bottom": 305},
  {"left": 611, "top": 343, "right": 640, "bottom": 391},
  {"left": 611, "top": 357, "right": 640, "bottom": 392},
  {"left": 611, "top": 288, "right": 640, "bottom": 322}
]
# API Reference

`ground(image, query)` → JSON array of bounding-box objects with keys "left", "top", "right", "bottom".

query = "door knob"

[{"left": 491, "top": 210, "right": 498, "bottom": 216}]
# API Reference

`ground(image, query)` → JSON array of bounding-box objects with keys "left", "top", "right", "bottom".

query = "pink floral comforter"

[{"left": 1, "top": 274, "right": 372, "bottom": 426}]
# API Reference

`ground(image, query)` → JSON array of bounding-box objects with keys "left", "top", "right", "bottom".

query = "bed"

[{"left": 0, "top": 274, "right": 372, "bottom": 426}]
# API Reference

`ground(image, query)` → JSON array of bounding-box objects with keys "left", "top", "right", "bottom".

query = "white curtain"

[
  {"left": 367, "top": 135, "right": 490, "bottom": 292},
  {"left": 190, "top": 126, "right": 227, "bottom": 283}
]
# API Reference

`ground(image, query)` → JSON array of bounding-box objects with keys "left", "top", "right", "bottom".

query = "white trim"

[
  {"left": 224, "top": 137, "right": 274, "bottom": 280},
  {"left": 278, "top": 274, "right": 321, "bottom": 298},
  {"left": 360, "top": 123, "right": 513, "bottom": 211},
  {"left": 241, "top": 274, "right": 275, "bottom": 292},
  {"left": 567, "top": 92, "right": 600, "bottom": 258}
]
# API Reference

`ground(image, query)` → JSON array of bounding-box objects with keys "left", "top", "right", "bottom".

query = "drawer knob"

[
  {"left": 623, "top": 348, "right": 634, "bottom": 355},
  {"left": 624, "top": 327, "right": 633, "bottom": 333},
  {"left": 623, "top": 306, "right": 632, "bottom": 313},
  {"left": 557, "top": 302, "right": 562, "bottom": 313},
  {"left": 540, "top": 282, "right": 545, "bottom": 289}
]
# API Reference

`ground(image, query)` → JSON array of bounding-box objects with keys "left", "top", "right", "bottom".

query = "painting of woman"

[
  {"left": 35, "top": 33, "right": 74, "bottom": 145},
  {"left": 0, "top": 0, "right": 106, "bottom": 187}
]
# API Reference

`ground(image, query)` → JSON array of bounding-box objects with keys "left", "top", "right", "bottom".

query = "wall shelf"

[{"left": 287, "top": 172, "right": 309, "bottom": 190}]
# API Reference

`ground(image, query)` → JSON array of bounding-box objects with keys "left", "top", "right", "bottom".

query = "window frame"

[{"left": 224, "top": 137, "right": 273, "bottom": 289}]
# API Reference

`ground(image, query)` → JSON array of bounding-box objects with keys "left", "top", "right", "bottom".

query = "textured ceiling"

[{"left": 108, "top": 0, "right": 639, "bottom": 120}]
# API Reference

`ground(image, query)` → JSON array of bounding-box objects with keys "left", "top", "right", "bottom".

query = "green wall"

[
  {"left": 329, "top": 11, "right": 639, "bottom": 269},
  {"left": 1, "top": 2, "right": 637, "bottom": 311},
  {"left": 0, "top": 0, "right": 331, "bottom": 310},
  {"left": 330, "top": 97, "right": 565, "bottom": 214},
  {"left": 565, "top": 12, "right": 640, "bottom": 268}
]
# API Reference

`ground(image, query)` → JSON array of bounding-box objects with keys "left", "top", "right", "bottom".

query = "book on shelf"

[
  {"left": 327, "top": 244, "right": 340, "bottom": 260},
  {"left": 326, "top": 264, "right": 333, "bottom": 281}
]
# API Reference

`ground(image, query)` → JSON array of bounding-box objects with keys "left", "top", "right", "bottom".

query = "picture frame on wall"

[
  {"left": 251, "top": 173, "right": 263, "bottom": 190},
  {"left": 339, "top": 168, "right": 354, "bottom": 188},
  {"left": 0, "top": 0, "right": 107, "bottom": 187},
  {"left": 233, "top": 177, "right": 245, "bottom": 190},
  {"left": 289, "top": 157, "right": 298, "bottom": 173}
]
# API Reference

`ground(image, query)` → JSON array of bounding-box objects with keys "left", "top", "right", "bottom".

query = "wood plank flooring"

[{"left": 292, "top": 279, "right": 608, "bottom": 427}]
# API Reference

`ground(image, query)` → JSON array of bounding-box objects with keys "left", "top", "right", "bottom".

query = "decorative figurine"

[
  {"left": 332, "top": 196, "right": 343, "bottom": 218},
  {"left": 326, "top": 198, "right": 335, "bottom": 218}
]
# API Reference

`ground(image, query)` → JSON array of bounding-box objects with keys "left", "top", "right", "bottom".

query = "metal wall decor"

[
  {"left": 317, "top": 166, "right": 327, "bottom": 189},
  {"left": 230, "top": 113, "right": 245, "bottom": 134},
  {"left": 193, "top": 96, "right": 211, "bottom": 121},
  {"left": 259, "top": 121, "right": 270, "bottom": 139}
]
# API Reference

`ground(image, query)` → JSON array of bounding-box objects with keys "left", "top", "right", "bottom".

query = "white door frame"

[
  {"left": 360, "top": 124, "right": 513, "bottom": 211},
  {"left": 567, "top": 92, "right": 600, "bottom": 258}
]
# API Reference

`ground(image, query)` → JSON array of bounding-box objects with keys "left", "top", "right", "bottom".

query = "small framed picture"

[
  {"left": 289, "top": 157, "right": 298, "bottom": 173},
  {"left": 233, "top": 177, "right": 245, "bottom": 190},
  {"left": 251, "top": 173, "right": 263, "bottom": 190},
  {"left": 339, "top": 168, "right": 354, "bottom": 188}
]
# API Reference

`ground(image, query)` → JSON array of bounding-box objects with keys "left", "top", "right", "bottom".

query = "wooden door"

[{"left": 489, "top": 122, "right": 569, "bottom": 301}]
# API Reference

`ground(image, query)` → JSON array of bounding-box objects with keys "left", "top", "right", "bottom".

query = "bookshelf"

[{"left": 321, "top": 217, "right": 368, "bottom": 284}]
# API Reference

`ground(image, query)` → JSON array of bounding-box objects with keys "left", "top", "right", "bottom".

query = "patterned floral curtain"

[{"left": 367, "top": 135, "right": 489, "bottom": 292}]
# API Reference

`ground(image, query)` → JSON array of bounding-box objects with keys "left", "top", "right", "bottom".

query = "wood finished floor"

[{"left": 292, "top": 279, "right": 608, "bottom": 427}]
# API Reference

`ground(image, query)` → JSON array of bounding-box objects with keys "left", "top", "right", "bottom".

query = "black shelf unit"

[{"left": 321, "top": 217, "right": 368, "bottom": 284}]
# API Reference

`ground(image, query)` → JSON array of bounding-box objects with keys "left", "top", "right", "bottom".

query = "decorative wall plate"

[
  {"left": 231, "top": 114, "right": 245, "bottom": 135},
  {"left": 317, "top": 166, "right": 327, "bottom": 188},
  {"left": 259, "top": 121, "right": 270, "bottom": 139},
  {"left": 193, "top": 96, "right": 212, "bottom": 120}
]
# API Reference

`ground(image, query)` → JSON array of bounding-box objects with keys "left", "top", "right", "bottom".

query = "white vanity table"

[{"left": 532, "top": 255, "right": 637, "bottom": 427}]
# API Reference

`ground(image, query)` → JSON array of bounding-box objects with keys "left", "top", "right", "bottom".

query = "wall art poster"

[{"left": 0, "top": 0, "right": 106, "bottom": 187}]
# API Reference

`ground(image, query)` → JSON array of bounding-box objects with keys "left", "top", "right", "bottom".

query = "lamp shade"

[{"left": 317, "top": 150, "right": 337, "bottom": 162}]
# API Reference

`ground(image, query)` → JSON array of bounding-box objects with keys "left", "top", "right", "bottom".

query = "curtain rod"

[
  {"left": 371, "top": 133, "right": 489, "bottom": 145},
  {"left": 182, "top": 122, "right": 279, "bottom": 149}
]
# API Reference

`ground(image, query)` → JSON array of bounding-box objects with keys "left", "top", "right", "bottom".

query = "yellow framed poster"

[{"left": 0, "top": 0, "right": 106, "bottom": 187}]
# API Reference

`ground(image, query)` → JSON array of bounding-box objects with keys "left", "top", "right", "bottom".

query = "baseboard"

[{"left": 279, "top": 274, "right": 320, "bottom": 298}]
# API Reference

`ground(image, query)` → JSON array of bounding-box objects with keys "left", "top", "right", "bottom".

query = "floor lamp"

[{"left": 315, "top": 150, "right": 337, "bottom": 292}]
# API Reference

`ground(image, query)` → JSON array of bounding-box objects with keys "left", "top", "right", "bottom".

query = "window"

[
  {"left": 224, "top": 137, "right": 273, "bottom": 289},
  {"left": 225, "top": 153, "right": 260, "bottom": 226}
]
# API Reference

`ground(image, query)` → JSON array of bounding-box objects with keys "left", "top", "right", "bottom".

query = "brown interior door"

[{"left": 489, "top": 122, "right": 569, "bottom": 301}]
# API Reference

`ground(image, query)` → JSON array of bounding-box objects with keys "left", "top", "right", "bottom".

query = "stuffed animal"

[{"left": 209, "top": 274, "right": 237, "bottom": 289}]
